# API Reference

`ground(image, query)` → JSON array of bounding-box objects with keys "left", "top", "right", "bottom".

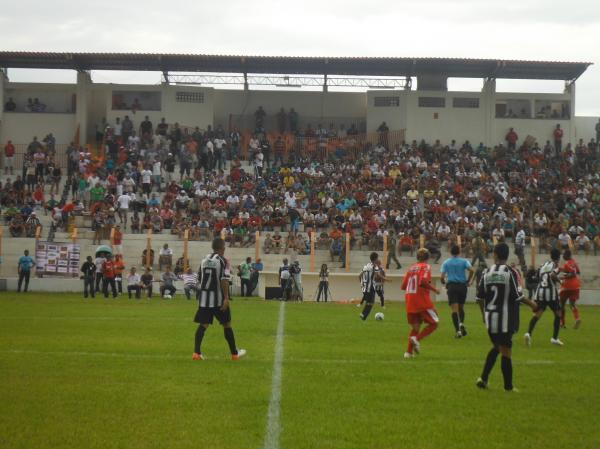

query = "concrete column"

[
  {"left": 481, "top": 78, "right": 496, "bottom": 146},
  {"left": 565, "top": 81, "right": 576, "bottom": 145},
  {"left": 0, "top": 68, "right": 7, "bottom": 125},
  {"left": 76, "top": 71, "right": 92, "bottom": 146}
]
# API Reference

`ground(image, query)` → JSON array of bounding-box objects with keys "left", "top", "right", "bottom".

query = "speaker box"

[{"left": 265, "top": 287, "right": 282, "bottom": 300}]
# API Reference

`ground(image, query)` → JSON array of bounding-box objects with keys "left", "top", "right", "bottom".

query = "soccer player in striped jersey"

[
  {"left": 401, "top": 249, "right": 441, "bottom": 358},
  {"left": 559, "top": 249, "right": 582, "bottom": 329},
  {"left": 476, "top": 243, "right": 538, "bottom": 391},
  {"left": 192, "top": 238, "right": 246, "bottom": 361},
  {"left": 358, "top": 252, "right": 381, "bottom": 320},
  {"left": 524, "top": 249, "right": 563, "bottom": 346}
]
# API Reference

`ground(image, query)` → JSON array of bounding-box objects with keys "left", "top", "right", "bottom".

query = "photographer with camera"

[
  {"left": 290, "top": 260, "right": 303, "bottom": 301},
  {"left": 316, "top": 263, "right": 330, "bottom": 302}
]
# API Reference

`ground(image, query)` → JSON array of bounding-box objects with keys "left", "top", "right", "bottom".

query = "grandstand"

[{"left": 0, "top": 52, "right": 598, "bottom": 301}]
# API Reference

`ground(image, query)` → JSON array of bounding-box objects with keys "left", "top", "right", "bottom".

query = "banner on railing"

[{"left": 35, "top": 241, "right": 81, "bottom": 278}]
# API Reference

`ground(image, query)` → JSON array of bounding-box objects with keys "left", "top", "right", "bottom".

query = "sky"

[{"left": 1, "top": 0, "right": 599, "bottom": 116}]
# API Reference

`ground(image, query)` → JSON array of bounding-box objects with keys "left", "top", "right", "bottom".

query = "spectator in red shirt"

[
  {"left": 553, "top": 124, "right": 564, "bottom": 153},
  {"left": 505, "top": 128, "right": 519, "bottom": 150},
  {"left": 102, "top": 254, "right": 118, "bottom": 298},
  {"left": 4, "top": 140, "right": 15, "bottom": 175}
]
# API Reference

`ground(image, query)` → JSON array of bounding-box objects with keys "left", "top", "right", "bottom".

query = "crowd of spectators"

[{"left": 2, "top": 113, "right": 600, "bottom": 274}]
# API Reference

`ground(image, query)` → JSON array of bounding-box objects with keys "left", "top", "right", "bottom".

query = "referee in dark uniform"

[
  {"left": 440, "top": 245, "right": 474, "bottom": 338},
  {"left": 476, "top": 243, "right": 537, "bottom": 391},
  {"left": 193, "top": 238, "right": 246, "bottom": 361}
]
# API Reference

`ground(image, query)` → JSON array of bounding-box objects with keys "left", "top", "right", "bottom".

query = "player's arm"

[
  {"left": 220, "top": 261, "right": 231, "bottom": 311},
  {"left": 400, "top": 273, "right": 408, "bottom": 291},
  {"left": 511, "top": 269, "right": 537, "bottom": 311},
  {"left": 419, "top": 278, "right": 440, "bottom": 294},
  {"left": 475, "top": 271, "right": 486, "bottom": 322},
  {"left": 466, "top": 262, "right": 475, "bottom": 286}
]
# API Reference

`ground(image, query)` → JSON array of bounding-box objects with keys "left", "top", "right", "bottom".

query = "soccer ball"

[
  {"left": 375, "top": 312, "right": 384, "bottom": 321},
  {"left": 163, "top": 294, "right": 172, "bottom": 299}
]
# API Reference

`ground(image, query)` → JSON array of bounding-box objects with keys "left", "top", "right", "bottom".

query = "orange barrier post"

[
  {"left": 419, "top": 234, "right": 425, "bottom": 250},
  {"left": 183, "top": 229, "right": 189, "bottom": 270},
  {"left": 110, "top": 227, "right": 115, "bottom": 253},
  {"left": 35, "top": 225, "right": 42, "bottom": 240},
  {"left": 382, "top": 233, "right": 388, "bottom": 269},
  {"left": 255, "top": 231, "right": 260, "bottom": 262},
  {"left": 310, "top": 231, "right": 315, "bottom": 272},
  {"left": 146, "top": 229, "right": 153, "bottom": 268},
  {"left": 71, "top": 227, "right": 78, "bottom": 244},
  {"left": 345, "top": 232, "right": 350, "bottom": 273},
  {"left": 457, "top": 235, "right": 462, "bottom": 249},
  {"left": 530, "top": 237, "right": 536, "bottom": 268}
]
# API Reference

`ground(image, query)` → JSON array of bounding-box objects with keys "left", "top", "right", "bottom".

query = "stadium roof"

[{"left": 0, "top": 52, "right": 591, "bottom": 81}]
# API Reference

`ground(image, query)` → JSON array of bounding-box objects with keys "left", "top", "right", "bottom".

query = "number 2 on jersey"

[{"left": 486, "top": 285, "right": 499, "bottom": 311}]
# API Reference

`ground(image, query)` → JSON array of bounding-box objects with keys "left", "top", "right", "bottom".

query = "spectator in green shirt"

[{"left": 238, "top": 257, "right": 252, "bottom": 297}]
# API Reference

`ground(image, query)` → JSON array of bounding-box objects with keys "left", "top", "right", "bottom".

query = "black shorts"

[
  {"left": 446, "top": 282, "right": 468, "bottom": 305},
  {"left": 362, "top": 291, "right": 375, "bottom": 304},
  {"left": 194, "top": 307, "right": 232, "bottom": 325},
  {"left": 535, "top": 300, "right": 561, "bottom": 312},
  {"left": 488, "top": 331, "right": 513, "bottom": 348}
]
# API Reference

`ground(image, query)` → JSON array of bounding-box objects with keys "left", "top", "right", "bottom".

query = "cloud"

[{"left": 0, "top": 0, "right": 598, "bottom": 114}]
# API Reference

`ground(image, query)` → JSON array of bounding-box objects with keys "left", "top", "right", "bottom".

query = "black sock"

[
  {"left": 194, "top": 326, "right": 206, "bottom": 354},
  {"left": 451, "top": 312, "right": 459, "bottom": 332},
  {"left": 361, "top": 304, "right": 373, "bottom": 320},
  {"left": 528, "top": 316, "right": 539, "bottom": 334},
  {"left": 553, "top": 315, "right": 561, "bottom": 339},
  {"left": 501, "top": 356, "right": 513, "bottom": 390},
  {"left": 459, "top": 308, "right": 465, "bottom": 324},
  {"left": 380, "top": 295, "right": 385, "bottom": 307},
  {"left": 481, "top": 347, "right": 499, "bottom": 382},
  {"left": 224, "top": 327, "right": 238, "bottom": 355}
]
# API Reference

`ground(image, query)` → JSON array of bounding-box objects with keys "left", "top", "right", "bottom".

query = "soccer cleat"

[
  {"left": 550, "top": 338, "right": 564, "bottom": 346},
  {"left": 356, "top": 303, "right": 361, "bottom": 308},
  {"left": 505, "top": 387, "right": 520, "bottom": 393},
  {"left": 476, "top": 377, "right": 488, "bottom": 389},
  {"left": 524, "top": 333, "right": 532, "bottom": 347},
  {"left": 359, "top": 314, "right": 367, "bottom": 321},
  {"left": 231, "top": 349, "right": 247, "bottom": 360},
  {"left": 192, "top": 352, "right": 204, "bottom": 361},
  {"left": 455, "top": 331, "right": 463, "bottom": 339},
  {"left": 574, "top": 319, "right": 581, "bottom": 329},
  {"left": 410, "top": 336, "right": 420, "bottom": 354},
  {"left": 403, "top": 352, "right": 413, "bottom": 359},
  {"left": 459, "top": 324, "right": 468, "bottom": 337}
]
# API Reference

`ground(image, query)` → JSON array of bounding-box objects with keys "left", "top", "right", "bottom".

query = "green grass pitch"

[{"left": 1, "top": 292, "right": 599, "bottom": 449}]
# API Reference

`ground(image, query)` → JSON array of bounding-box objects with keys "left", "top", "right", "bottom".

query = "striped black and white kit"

[
  {"left": 476, "top": 264, "right": 524, "bottom": 334},
  {"left": 198, "top": 253, "right": 230, "bottom": 308}
]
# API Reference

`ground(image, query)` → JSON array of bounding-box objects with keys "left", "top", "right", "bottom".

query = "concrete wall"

[
  {"left": 366, "top": 91, "right": 407, "bottom": 135},
  {"left": 4, "top": 82, "right": 76, "bottom": 113},
  {"left": 213, "top": 89, "right": 366, "bottom": 129},
  {"left": 0, "top": 112, "right": 76, "bottom": 146},
  {"left": 405, "top": 91, "right": 486, "bottom": 144},
  {"left": 574, "top": 116, "right": 600, "bottom": 143}
]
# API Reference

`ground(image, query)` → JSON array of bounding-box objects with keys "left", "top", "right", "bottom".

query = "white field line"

[
  {"left": 263, "top": 301, "right": 286, "bottom": 449},
  {"left": 1, "top": 349, "right": 597, "bottom": 366}
]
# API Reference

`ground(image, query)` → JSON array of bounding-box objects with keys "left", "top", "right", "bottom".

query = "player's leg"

[
  {"left": 478, "top": 342, "right": 500, "bottom": 389},
  {"left": 498, "top": 343, "right": 515, "bottom": 391},
  {"left": 360, "top": 293, "right": 375, "bottom": 320},
  {"left": 551, "top": 305, "right": 563, "bottom": 344},
  {"left": 406, "top": 315, "right": 421, "bottom": 357},
  {"left": 450, "top": 302, "right": 461, "bottom": 335},
  {"left": 569, "top": 294, "right": 581, "bottom": 328},
  {"left": 415, "top": 309, "right": 439, "bottom": 342},
  {"left": 218, "top": 310, "right": 246, "bottom": 359},
  {"left": 525, "top": 306, "right": 544, "bottom": 346},
  {"left": 559, "top": 293, "right": 568, "bottom": 327},
  {"left": 377, "top": 288, "right": 385, "bottom": 307},
  {"left": 194, "top": 323, "right": 209, "bottom": 359}
]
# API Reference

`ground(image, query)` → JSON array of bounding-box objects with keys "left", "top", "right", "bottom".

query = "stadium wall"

[
  {"left": 0, "top": 112, "right": 76, "bottom": 145},
  {"left": 213, "top": 89, "right": 366, "bottom": 130}
]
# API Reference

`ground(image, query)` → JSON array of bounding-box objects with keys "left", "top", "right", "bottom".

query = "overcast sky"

[{"left": 1, "top": 0, "right": 598, "bottom": 115}]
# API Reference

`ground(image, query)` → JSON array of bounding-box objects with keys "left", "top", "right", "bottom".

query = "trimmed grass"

[{"left": 0, "top": 292, "right": 599, "bottom": 449}]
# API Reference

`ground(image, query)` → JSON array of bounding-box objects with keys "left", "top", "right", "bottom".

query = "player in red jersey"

[
  {"left": 559, "top": 249, "right": 581, "bottom": 329},
  {"left": 401, "top": 248, "right": 441, "bottom": 358}
]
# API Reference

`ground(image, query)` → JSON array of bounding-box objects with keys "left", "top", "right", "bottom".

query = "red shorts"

[
  {"left": 560, "top": 290, "right": 580, "bottom": 302},
  {"left": 407, "top": 309, "right": 439, "bottom": 326}
]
